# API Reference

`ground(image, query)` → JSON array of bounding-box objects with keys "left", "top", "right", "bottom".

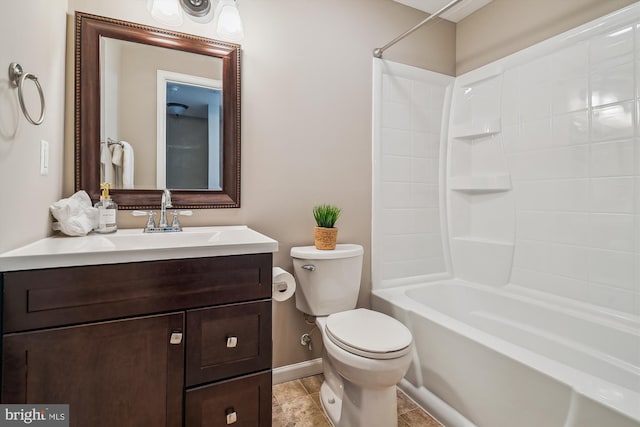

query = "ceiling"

[
  {"left": 167, "top": 82, "right": 220, "bottom": 119},
  {"left": 393, "top": 0, "right": 493, "bottom": 23}
]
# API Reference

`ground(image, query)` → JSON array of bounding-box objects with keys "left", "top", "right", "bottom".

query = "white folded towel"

[
  {"left": 111, "top": 144, "right": 123, "bottom": 188},
  {"left": 120, "top": 140, "right": 135, "bottom": 189},
  {"left": 111, "top": 144, "right": 123, "bottom": 166},
  {"left": 100, "top": 142, "right": 115, "bottom": 185}
]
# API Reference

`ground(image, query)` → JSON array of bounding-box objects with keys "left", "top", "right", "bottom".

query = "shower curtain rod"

[{"left": 373, "top": 0, "right": 464, "bottom": 58}]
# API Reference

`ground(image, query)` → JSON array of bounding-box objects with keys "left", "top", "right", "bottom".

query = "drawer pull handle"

[
  {"left": 226, "top": 336, "right": 238, "bottom": 348},
  {"left": 225, "top": 408, "right": 237, "bottom": 424},
  {"left": 169, "top": 332, "right": 183, "bottom": 345}
]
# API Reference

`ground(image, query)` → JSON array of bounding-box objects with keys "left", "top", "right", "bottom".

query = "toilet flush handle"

[{"left": 301, "top": 264, "right": 316, "bottom": 272}]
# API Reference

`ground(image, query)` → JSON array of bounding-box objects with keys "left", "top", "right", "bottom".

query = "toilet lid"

[{"left": 325, "top": 309, "right": 413, "bottom": 360}]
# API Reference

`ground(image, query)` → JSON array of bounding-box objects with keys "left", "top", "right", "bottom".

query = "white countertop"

[{"left": 0, "top": 226, "right": 279, "bottom": 272}]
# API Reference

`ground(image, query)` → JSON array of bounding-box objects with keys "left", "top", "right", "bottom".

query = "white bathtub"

[{"left": 372, "top": 279, "right": 640, "bottom": 427}]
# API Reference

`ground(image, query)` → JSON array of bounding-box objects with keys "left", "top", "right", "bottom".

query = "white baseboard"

[{"left": 272, "top": 358, "right": 323, "bottom": 384}]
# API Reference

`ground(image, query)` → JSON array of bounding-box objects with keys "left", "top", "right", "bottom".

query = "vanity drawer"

[
  {"left": 185, "top": 371, "right": 271, "bottom": 427},
  {"left": 186, "top": 300, "right": 271, "bottom": 387},
  {"left": 2, "top": 254, "right": 272, "bottom": 333}
]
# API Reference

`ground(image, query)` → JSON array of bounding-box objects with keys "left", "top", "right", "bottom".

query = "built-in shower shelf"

[
  {"left": 452, "top": 236, "right": 514, "bottom": 247},
  {"left": 451, "top": 119, "right": 501, "bottom": 139},
  {"left": 449, "top": 174, "right": 511, "bottom": 191}
]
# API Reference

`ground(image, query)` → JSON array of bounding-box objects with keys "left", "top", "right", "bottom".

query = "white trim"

[{"left": 272, "top": 358, "right": 323, "bottom": 384}]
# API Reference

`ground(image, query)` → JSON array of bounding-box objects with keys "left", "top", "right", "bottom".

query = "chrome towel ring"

[{"left": 8, "top": 62, "right": 45, "bottom": 125}]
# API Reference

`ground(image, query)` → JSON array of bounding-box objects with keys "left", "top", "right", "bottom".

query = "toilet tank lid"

[{"left": 291, "top": 244, "right": 363, "bottom": 259}]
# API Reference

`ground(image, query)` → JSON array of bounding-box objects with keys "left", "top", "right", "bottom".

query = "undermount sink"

[{"left": 0, "top": 226, "right": 278, "bottom": 271}]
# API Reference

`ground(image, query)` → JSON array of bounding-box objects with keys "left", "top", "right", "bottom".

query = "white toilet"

[{"left": 291, "top": 244, "right": 413, "bottom": 427}]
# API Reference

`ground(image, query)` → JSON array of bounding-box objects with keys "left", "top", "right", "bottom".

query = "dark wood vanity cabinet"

[{"left": 0, "top": 253, "right": 273, "bottom": 427}]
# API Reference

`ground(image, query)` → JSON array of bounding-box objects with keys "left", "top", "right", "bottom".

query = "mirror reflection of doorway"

[
  {"left": 166, "top": 83, "right": 221, "bottom": 189},
  {"left": 157, "top": 71, "right": 223, "bottom": 190}
]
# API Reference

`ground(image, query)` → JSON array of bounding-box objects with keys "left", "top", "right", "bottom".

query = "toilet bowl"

[
  {"left": 291, "top": 245, "right": 414, "bottom": 427},
  {"left": 317, "top": 311, "right": 413, "bottom": 427}
]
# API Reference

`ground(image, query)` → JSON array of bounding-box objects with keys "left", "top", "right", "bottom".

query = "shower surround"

[{"left": 372, "top": 3, "right": 639, "bottom": 427}]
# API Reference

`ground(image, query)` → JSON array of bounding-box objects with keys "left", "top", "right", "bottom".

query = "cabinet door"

[
  {"left": 186, "top": 300, "right": 271, "bottom": 386},
  {"left": 185, "top": 371, "right": 271, "bottom": 427},
  {"left": 2, "top": 313, "right": 184, "bottom": 427}
]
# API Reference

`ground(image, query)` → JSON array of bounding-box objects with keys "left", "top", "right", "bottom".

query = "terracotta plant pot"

[{"left": 314, "top": 226, "right": 338, "bottom": 250}]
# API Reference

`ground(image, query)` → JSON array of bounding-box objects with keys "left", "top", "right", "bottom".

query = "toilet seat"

[{"left": 325, "top": 309, "right": 412, "bottom": 360}]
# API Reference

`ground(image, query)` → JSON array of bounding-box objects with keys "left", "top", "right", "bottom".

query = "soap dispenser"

[{"left": 94, "top": 182, "right": 118, "bottom": 233}]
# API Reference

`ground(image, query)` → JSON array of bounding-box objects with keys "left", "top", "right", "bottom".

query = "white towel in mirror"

[
  {"left": 120, "top": 141, "right": 134, "bottom": 189},
  {"left": 111, "top": 143, "right": 123, "bottom": 188},
  {"left": 108, "top": 140, "right": 134, "bottom": 189},
  {"left": 100, "top": 141, "right": 114, "bottom": 185}
]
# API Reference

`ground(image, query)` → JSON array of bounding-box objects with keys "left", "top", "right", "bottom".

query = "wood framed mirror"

[{"left": 74, "top": 12, "right": 241, "bottom": 209}]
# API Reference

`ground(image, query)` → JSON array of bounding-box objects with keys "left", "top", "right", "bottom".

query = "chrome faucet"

[
  {"left": 159, "top": 189, "right": 172, "bottom": 228},
  {"left": 131, "top": 190, "right": 192, "bottom": 232}
]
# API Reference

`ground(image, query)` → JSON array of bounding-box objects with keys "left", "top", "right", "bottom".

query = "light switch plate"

[{"left": 40, "top": 140, "right": 49, "bottom": 176}]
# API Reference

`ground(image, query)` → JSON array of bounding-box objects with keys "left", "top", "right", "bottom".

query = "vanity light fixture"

[
  {"left": 180, "top": 0, "right": 214, "bottom": 23},
  {"left": 147, "top": 0, "right": 244, "bottom": 42}
]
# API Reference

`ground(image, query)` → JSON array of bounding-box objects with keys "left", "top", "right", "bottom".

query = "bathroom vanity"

[{"left": 0, "top": 226, "right": 277, "bottom": 427}]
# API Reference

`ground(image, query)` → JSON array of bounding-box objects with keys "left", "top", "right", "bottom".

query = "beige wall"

[
  {"left": 456, "top": 0, "right": 638, "bottom": 75},
  {"left": 0, "top": 0, "right": 67, "bottom": 253},
  {"left": 63, "top": 0, "right": 455, "bottom": 368}
]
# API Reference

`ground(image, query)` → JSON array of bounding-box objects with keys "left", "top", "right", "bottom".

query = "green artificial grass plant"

[{"left": 313, "top": 204, "right": 341, "bottom": 228}]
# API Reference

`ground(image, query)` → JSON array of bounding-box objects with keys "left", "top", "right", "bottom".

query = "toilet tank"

[{"left": 290, "top": 244, "right": 364, "bottom": 316}]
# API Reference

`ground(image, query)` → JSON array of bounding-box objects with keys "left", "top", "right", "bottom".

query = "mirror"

[
  {"left": 101, "top": 38, "right": 224, "bottom": 191},
  {"left": 75, "top": 12, "right": 241, "bottom": 209}
]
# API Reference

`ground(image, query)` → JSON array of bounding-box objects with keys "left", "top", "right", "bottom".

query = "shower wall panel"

[
  {"left": 372, "top": 60, "right": 454, "bottom": 289},
  {"left": 373, "top": 5, "right": 639, "bottom": 314},
  {"left": 448, "top": 4, "right": 640, "bottom": 314}
]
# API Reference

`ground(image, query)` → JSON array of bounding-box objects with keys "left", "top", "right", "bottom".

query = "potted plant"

[{"left": 313, "top": 204, "right": 341, "bottom": 250}]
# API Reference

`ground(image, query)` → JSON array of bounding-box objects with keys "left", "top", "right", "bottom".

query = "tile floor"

[{"left": 272, "top": 375, "right": 443, "bottom": 426}]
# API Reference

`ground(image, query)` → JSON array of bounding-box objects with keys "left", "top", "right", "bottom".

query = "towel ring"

[{"left": 8, "top": 63, "right": 45, "bottom": 126}]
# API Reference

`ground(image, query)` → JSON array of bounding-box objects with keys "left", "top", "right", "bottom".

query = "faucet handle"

[
  {"left": 170, "top": 210, "right": 192, "bottom": 231},
  {"left": 132, "top": 210, "right": 156, "bottom": 231}
]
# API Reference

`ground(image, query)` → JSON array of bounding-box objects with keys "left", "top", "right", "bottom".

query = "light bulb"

[
  {"left": 215, "top": 0, "right": 244, "bottom": 41},
  {"left": 148, "top": 0, "right": 183, "bottom": 27}
]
